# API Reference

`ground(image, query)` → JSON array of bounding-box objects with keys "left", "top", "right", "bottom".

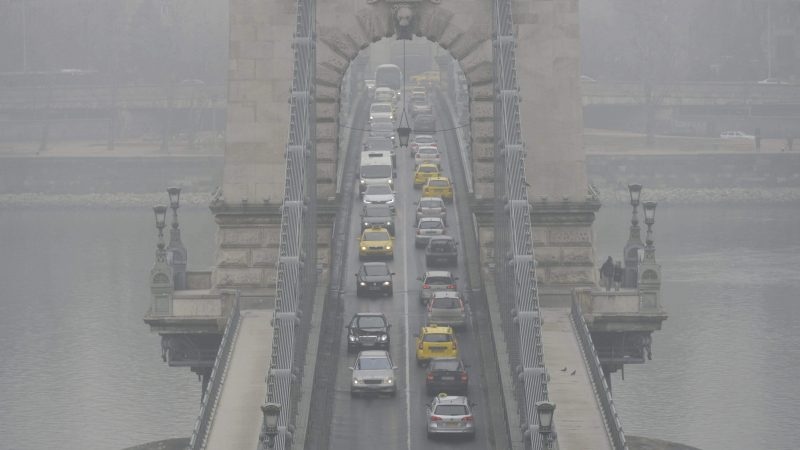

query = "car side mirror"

[{"left": 391, "top": 272, "right": 396, "bottom": 276}]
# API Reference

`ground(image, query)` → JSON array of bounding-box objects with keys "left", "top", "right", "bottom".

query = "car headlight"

[
  {"left": 385, "top": 378, "right": 393, "bottom": 384},
  {"left": 353, "top": 379, "right": 360, "bottom": 384},
  {"left": 386, "top": 221, "right": 391, "bottom": 226},
  {"left": 359, "top": 282, "right": 366, "bottom": 286},
  {"left": 385, "top": 246, "right": 391, "bottom": 250},
  {"left": 348, "top": 335, "right": 357, "bottom": 341},
  {"left": 388, "top": 179, "right": 393, "bottom": 184},
  {"left": 383, "top": 281, "right": 391, "bottom": 286},
  {"left": 361, "top": 246, "right": 367, "bottom": 251},
  {"left": 387, "top": 198, "right": 394, "bottom": 204},
  {"left": 364, "top": 222, "right": 370, "bottom": 227},
  {"left": 360, "top": 179, "right": 366, "bottom": 184},
  {"left": 380, "top": 334, "right": 388, "bottom": 341},
  {"left": 370, "top": 115, "right": 373, "bottom": 120}
]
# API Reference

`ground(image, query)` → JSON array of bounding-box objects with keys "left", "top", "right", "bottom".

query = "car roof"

[
  {"left": 429, "top": 235, "right": 454, "bottom": 242},
  {"left": 419, "top": 196, "right": 444, "bottom": 202},
  {"left": 421, "top": 325, "right": 454, "bottom": 334},
  {"left": 417, "top": 146, "right": 438, "bottom": 151},
  {"left": 358, "top": 350, "right": 390, "bottom": 358},
  {"left": 353, "top": 311, "right": 387, "bottom": 318},
  {"left": 425, "top": 270, "right": 454, "bottom": 277},
  {"left": 363, "top": 227, "right": 390, "bottom": 234},
  {"left": 362, "top": 261, "right": 389, "bottom": 268},
  {"left": 428, "top": 176, "right": 450, "bottom": 181},
  {"left": 432, "top": 394, "right": 469, "bottom": 406},
  {"left": 416, "top": 163, "right": 439, "bottom": 169}
]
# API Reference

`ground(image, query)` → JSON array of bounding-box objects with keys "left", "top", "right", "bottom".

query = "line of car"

[{"left": 347, "top": 82, "right": 477, "bottom": 440}]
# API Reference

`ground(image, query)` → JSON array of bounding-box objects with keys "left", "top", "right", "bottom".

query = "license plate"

[{"left": 440, "top": 376, "right": 455, "bottom": 381}]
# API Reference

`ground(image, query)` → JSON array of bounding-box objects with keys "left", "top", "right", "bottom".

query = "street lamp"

[
  {"left": 261, "top": 402, "right": 281, "bottom": 448},
  {"left": 643, "top": 201, "right": 657, "bottom": 246},
  {"left": 153, "top": 205, "right": 168, "bottom": 262},
  {"left": 628, "top": 183, "right": 642, "bottom": 218},
  {"left": 535, "top": 400, "right": 556, "bottom": 434},
  {"left": 167, "top": 186, "right": 181, "bottom": 210},
  {"left": 166, "top": 187, "right": 187, "bottom": 289},
  {"left": 397, "top": 125, "right": 411, "bottom": 147}
]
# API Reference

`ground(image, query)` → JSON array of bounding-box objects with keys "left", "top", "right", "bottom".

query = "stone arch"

[{"left": 314, "top": 0, "right": 496, "bottom": 201}]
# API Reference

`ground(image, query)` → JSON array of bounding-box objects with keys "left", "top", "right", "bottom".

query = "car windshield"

[
  {"left": 360, "top": 165, "right": 391, "bottom": 178},
  {"left": 419, "top": 221, "right": 442, "bottom": 229},
  {"left": 365, "top": 205, "right": 392, "bottom": 216},
  {"left": 434, "top": 404, "right": 468, "bottom": 416},
  {"left": 418, "top": 166, "right": 437, "bottom": 174},
  {"left": 372, "top": 104, "right": 391, "bottom": 113},
  {"left": 425, "top": 276, "right": 453, "bottom": 285},
  {"left": 419, "top": 199, "right": 442, "bottom": 208},
  {"left": 423, "top": 333, "right": 452, "bottom": 343},
  {"left": 432, "top": 297, "right": 460, "bottom": 309},
  {"left": 364, "top": 231, "right": 390, "bottom": 241},
  {"left": 364, "top": 265, "right": 389, "bottom": 276},
  {"left": 357, "top": 316, "right": 386, "bottom": 328},
  {"left": 429, "top": 179, "right": 448, "bottom": 187},
  {"left": 430, "top": 359, "right": 461, "bottom": 371},
  {"left": 365, "top": 185, "right": 392, "bottom": 195},
  {"left": 358, "top": 357, "right": 392, "bottom": 370},
  {"left": 372, "top": 122, "right": 393, "bottom": 132},
  {"left": 367, "top": 139, "right": 393, "bottom": 150}
]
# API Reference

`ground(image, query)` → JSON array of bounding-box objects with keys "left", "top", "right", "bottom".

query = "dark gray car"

[
  {"left": 346, "top": 312, "right": 391, "bottom": 352},
  {"left": 355, "top": 261, "right": 395, "bottom": 296},
  {"left": 361, "top": 204, "right": 395, "bottom": 235},
  {"left": 413, "top": 114, "right": 436, "bottom": 133},
  {"left": 425, "top": 235, "right": 458, "bottom": 267}
]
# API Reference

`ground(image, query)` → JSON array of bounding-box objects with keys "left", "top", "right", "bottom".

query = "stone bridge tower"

[{"left": 215, "top": 0, "right": 596, "bottom": 304}]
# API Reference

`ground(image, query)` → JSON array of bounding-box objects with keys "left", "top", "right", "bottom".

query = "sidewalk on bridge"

[
  {"left": 541, "top": 306, "right": 613, "bottom": 450},
  {"left": 204, "top": 309, "right": 273, "bottom": 450}
]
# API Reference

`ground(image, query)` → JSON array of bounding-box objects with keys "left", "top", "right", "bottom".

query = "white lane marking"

[{"left": 401, "top": 157, "right": 413, "bottom": 450}]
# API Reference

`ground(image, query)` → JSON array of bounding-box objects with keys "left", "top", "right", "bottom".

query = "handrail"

[
  {"left": 492, "top": 0, "right": 557, "bottom": 448},
  {"left": 438, "top": 91, "right": 474, "bottom": 194},
  {"left": 570, "top": 295, "right": 628, "bottom": 450},
  {"left": 188, "top": 291, "right": 242, "bottom": 450}
]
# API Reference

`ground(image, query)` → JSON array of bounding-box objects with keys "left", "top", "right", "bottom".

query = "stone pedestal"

[
  {"left": 210, "top": 203, "right": 283, "bottom": 308},
  {"left": 531, "top": 199, "right": 601, "bottom": 306}
]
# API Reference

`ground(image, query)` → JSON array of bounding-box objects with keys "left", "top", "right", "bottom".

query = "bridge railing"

[
  {"left": 257, "top": 0, "right": 317, "bottom": 448},
  {"left": 188, "top": 291, "right": 241, "bottom": 450},
  {"left": 492, "top": 0, "right": 557, "bottom": 448},
  {"left": 570, "top": 294, "right": 628, "bottom": 450}
]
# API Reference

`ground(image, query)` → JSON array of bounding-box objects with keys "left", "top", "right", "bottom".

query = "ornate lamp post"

[
  {"left": 397, "top": 124, "right": 411, "bottom": 147},
  {"left": 623, "top": 183, "right": 645, "bottom": 288},
  {"left": 643, "top": 201, "right": 657, "bottom": 252},
  {"left": 260, "top": 402, "right": 281, "bottom": 448},
  {"left": 166, "top": 187, "right": 187, "bottom": 289},
  {"left": 535, "top": 400, "right": 556, "bottom": 448},
  {"left": 150, "top": 205, "right": 174, "bottom": 316},
  {"left": 153, "top": 205, "right": 168, "bottom": 262}
]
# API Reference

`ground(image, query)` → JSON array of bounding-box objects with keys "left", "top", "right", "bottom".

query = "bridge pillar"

[
  {"left": 212, "top": 0, "right": 297, "bottom": 303},
  {"left": 513, "top": 0, "right": 599, "bottom": 304}
]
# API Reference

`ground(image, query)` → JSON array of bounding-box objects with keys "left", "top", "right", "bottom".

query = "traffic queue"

[{"left": 347, "top": 76, "right": 476, "bottom": 441}]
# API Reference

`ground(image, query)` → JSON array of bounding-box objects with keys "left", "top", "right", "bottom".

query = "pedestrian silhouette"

[{"left": 600, "top": 256, "right": 614, "bottom": 291}]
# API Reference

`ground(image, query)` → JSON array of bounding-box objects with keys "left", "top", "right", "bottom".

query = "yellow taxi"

[
  {"left": 421, "top": 176, "right": 453, "bottom": 202},
  {"left": 422, "top": 70, "right": 441, "bottom": 86},
  {"left": 415, "top": 325, "right": 458, "bottom": 366},
  {"left": 358, "top": 226, "right": 394, "bottom": 260},
  {"left": 413, "top": 163, "right": 441, "bottom": 188}
]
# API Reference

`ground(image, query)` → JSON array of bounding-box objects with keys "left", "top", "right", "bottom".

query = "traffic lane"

[
  {"left": 395, "top": 128, "right": 492, "bottom": 450},
  {"left": 328, "top": 179, "right": 408, "bottom": 450}
]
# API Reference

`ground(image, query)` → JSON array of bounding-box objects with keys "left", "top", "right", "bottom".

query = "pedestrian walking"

[
  {"left": 600, "top": 256, "right": 614, "bottom": 291},
  {"left": 613, "top": 261, "right": 623, "bottom": 291}
]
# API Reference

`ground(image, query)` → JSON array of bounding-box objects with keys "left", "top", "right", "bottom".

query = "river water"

[{"left": 0, "top": 203, "right": 797, "bottom": 449}]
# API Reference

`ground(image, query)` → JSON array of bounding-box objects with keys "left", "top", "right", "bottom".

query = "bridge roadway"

[
  {"left": 204, "top": 309, "right": 274, "bottom": 449},
  {"left": 326, "top": 105, "right": 492, "bottom": 450}
]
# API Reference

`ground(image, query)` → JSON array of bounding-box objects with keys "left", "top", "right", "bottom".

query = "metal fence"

[
  {"left": 257, "top": 0, "right": 317, "bottom": 448},
  {"left": 188, "top": 292, "right": 242, "bottom": 450},
  {"left": 492, "top": 0, "right": 557, "bottom": 448},
  {"left": 571, "top": 297, "right": 629, "bottom": 450}
]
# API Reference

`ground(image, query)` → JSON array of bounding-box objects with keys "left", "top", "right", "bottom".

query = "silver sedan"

[{"left": 350, "top": 350, "right": 397, "bottom": 396}]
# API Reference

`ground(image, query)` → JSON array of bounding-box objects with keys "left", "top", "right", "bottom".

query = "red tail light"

[
  {"left": 447, "top": 284, "right": 455, "bottom": 289},
  {"left": 462, "top": 415, "right": 473, "bottom": 422},
  {"left": 418, "top": 341, "right": 424, "bottom": 350},
  {"left": 426, "top": 373, "right": 434, "bottom": 381},
  {"left": 460, "top": 372, "right": 468, "bottom": 382},
  {"left": 423, "top": 284, "right": 430, "bottom": 289},
  {"left": 431, "top": 416, "right": 442, "bottom": 422},
  {"left": 452, "top": 341, "right": 457, "bottom": 350}
]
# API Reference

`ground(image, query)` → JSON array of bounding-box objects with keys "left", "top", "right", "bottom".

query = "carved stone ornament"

[{"left": 394, "top": 4, "right": 414, "bottom": 39}]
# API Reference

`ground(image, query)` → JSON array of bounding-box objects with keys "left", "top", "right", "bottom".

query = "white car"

[
  {"left": 350, "top": 350, "right": 397, "bottom": 396},
  {"left": 370, "top": 102, "right": 394, "bottom": 122},
  {"left": 414, "top": 146, "right": 441, "bottom": 166},
  {"left": 362, "top": 183, "right": 396, "bottom": 209},
  {"left": 415, "top": 217, "right": 445, "bottom": 248},
  {"left": 720, "top": 131, "right": 754, "bottom": 139},
  {"left": 410, "top": 134, "right": 437, "bottom": 157}
]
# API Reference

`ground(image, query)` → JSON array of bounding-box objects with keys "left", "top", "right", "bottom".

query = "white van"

[{"left": 359, "top": 152, "right": 394, "bottom": 194}]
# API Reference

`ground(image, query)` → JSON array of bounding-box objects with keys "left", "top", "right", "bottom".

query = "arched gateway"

[{"left": 213, "top": 0, "right": 597, "bottom": 305}]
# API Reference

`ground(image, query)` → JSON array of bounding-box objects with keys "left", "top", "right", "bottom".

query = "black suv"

[
  {"left": 355, "top": 262, "right": 395, "bottom": 297},
  {"left": 425, "top": 357, "right": 468, "bottom": 395},
  {"left": 425, "top": 235, "right": 458, "bottom": 267},
  {"left": 361, "top": 204, "right": 395, "bottom": 235},
  {"left": 346, "top": 312, "right": 391, "bottom": 352}
]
